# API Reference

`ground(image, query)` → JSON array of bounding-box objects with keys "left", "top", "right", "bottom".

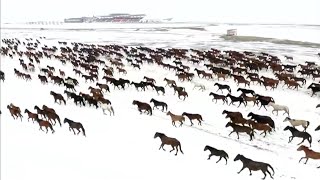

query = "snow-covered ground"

[{"left": 1, "top": 34, "right": 320, "bottom": 180}]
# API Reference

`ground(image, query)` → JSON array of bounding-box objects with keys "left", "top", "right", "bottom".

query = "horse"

[
  {"left": 246, "top": 121, "right": 272, "bottom": 137},
  {"left": 98, "top": 101, "right": 114, "bottom": 116},
  {"left": 247, "top": 112, "right": 275, "bottom": 130},
  {"left": 50, "top": 91, "right": 66, "bottom": 105},
  {"left": 237, "top": 88, "right": 255, "bottom": 96},
  {"left": 182, "top": 112, "right": 203, "bottom": 126},
  {"left": 283, "top": 117, "right": 310, "bottom": 131},
  {"left": 240, "top": 93, "right": 258, "bottom": 106},
  {"left": 204, "top": 145, "right": 229, "bottom": 164},
  {"left": 132, "top": 100, "right": 152, "bottom": 115},
  {"left": 234, "top": 154, "right": 275, "bottom": 180},
  {"left": 166, "top": 111, "right": 185, "bottom": 127},
  {"left": 7, "top": 105, "right": 23, "bottom": 121},
  {"left": 193, "top": 82, "right": 206, "bottom": 91},
  {"left": 226, "top": 94, "right": 247, "bottom": 107},
  {"left": 64, "top": 118, "right": 86, "bottom": 137},
  {"left": 150, "top": 98, "right": 168, "bottom": 112},
  {"left": 268, "top": 102, "right": 289, "bottom": 116},
  {"left": 24, "top": 109, "right": 38, "bottom": 123},
  {"left": 225, "top": 122, "right": 254, "bottom": 141},
  {"left": 297, "top": 145, "right": 320, "bottom": 168},
  {"left": 35, "top": 118, "right": 55, "bottom": 134},
  {"left": 154, "top": 132, "right": 183, "bottom": 156},
  {"left": 283, "top": 126, "right": 312, "bottom": 147},
  {"left": 209, "top": 92, "right": 228, "bottom": 104},
  {"left": 214, "top": 83, "right": 231, "bottom": 93}
]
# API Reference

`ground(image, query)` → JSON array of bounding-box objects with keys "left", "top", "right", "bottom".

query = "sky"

[{"left": 1, "top": 0, "right": 320, "bottom": 24}]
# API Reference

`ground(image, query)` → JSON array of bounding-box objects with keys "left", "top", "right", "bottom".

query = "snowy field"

[{"left": 1, "top": 25, "right": 320, "bottom": 180}]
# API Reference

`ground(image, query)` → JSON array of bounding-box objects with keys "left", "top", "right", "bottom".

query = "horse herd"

[{"left": 1, "top": 37, "right": 320, "bottom": 179}]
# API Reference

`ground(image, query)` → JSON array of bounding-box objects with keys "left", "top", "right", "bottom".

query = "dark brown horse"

[
  {"left": 234, "top": 154, "right": 274, "bottom": 179},
  {"left": 24, "top": 109, "right": 38, "bottom": 123},
  {"left": 182, "top": 112, "right": 203, "bottom": 126},
  {"left": 7, "top": 104, "right": 23, "bottom": 121},
  {"left": 154, "top": 132, "right": 183, "bottom": 156},
  {"left": 225, "top": 122, "right": 254, "bottom": 141},
  {"left": 50, "top": 91, "right": 66, "bottom": 105},
  {"left": 132, "top": 100, "right": 152, "bottom": 115},
  {"left": 204, "top": 145, "right": 229, "bottom": 164},
  {"left": 64, "top": 118, "right": 86, "bottom": 137}
]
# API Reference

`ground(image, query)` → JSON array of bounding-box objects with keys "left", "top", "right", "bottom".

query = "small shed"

[{"left": 227, "top": 29, "right": 237, "bottom": 36}]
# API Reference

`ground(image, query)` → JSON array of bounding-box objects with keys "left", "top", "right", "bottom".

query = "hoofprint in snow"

[{"left": 1, "top": 39, "right": 320, "bottom": 180}]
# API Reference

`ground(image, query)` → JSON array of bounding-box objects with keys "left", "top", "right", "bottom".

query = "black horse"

[
  {"left": 308, "top": 83, "right": 320, "bottom": 97},
  {"left": 226, "top": 94, "right": 247, "bottom": 107},
  {"left": 214, "top": 83, "right": 231, "bottom": 93},
  {"left": 64, "top": 118, "right": 86, "bottom": 137},
  {"left": 247, "top": 112, "right": 275, "bottom": 130},
  {"left": 204, "top": 145, "right": 229, "bottom": 164},
  {"left": 234, "top": 154, "right": 274, "bottom": 180},
  {"left": 151, "top": 84, "right": 165, "bottom": 95},
  {"left": 284, "top": 126, "right": 312, "bottom": 147},
  {"left": 70, "top": 94, "right": 85, "bottom": 106},
  {"left": 150, "top": 98, "right": 168, "bottom": 112},
  {"left": 237, "top": 88, "right": 255, "bottom": 96}
]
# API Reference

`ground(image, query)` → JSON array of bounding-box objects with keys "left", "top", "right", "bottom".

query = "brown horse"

[
  {"left": 234, "top": 154, "right": 275, "bottom": 179},
  {"left": 297, "top": 145, "right": 320, "bottom": 168},
  {"left": 35, "top": 118, "right": 55, "bottom": 134},
  {"left": 247, "top": 121, "right": 272, "bottom": 137},
  {"left": 132, "top": 100, "right": 152, "bottom": 115},
  {"left": 177, "top": 90, "right": 188, "bottom": 100},
  {"left": 163, "top": 78, "right": 176, "bottom": 87},
  {"left": 7, "top": 105, "right": 23, "bottom": 121},
  {"left": 24, "top": 109, "right": 38, "bottom": 123},
  {"left": 154, "top": 132, "right": 183, "bottom": 156},
  {"left": 283, "top": 79, "right": 302, "bottom": 90},
  {"left": 167, "top": 111, "right": 185, "bottom": 127},
  {"left": 225, "top": 122, "right": 254, "bottom": 141},
  {"left": 182, "top": 112, "right": 203, "bottom": 126}
]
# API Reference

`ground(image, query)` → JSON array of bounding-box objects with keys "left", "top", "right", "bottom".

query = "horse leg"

[
  {"left": 299, "top": 157, "right": 306, "bottom": 163},
  {"left": 266, "top": 169, "right": 273, "bottom": 179},
  {"left": 77, "top": 128, "right": 81, "bottom": 135},
  {"left": 297, "top": 138, "right": 306, "bottom": 145},
  {"left": 261, "top": 171, "right": 267, "bottom": 180},
  {"left": 169, "top": 145, "right": 175, "bottom": 152},
  {"left": 228, "top": 131, "right": 234, "bottom": 137},
  {"left": 288, "top": 136, "right": 293, "bottom": 143},
  {"left": 172, "top": 121, "right": 176, "bottom": 127},
  {"left": 207, "top": 154, "right": 213, "bottom": 160},
  {"left": 72, "top": 128, "right": 76, "bottom": 135},
  {"left": 190, "top": 120, "right": 193, "bottom": 126},
  {"left": 180, "top": 120, "right": 183, "bottom": 127},
  {"left": 236, "top": 132, "right": 240, "bottom": 139},
  {"left": 216, "top": 157, "right": 222, "bottom": 163},
  {"left": 237, "top": 166, "right": 246, "bottom": 174},
  {"left": 304, "top": 158, "right": 309, "bottom": 164}
]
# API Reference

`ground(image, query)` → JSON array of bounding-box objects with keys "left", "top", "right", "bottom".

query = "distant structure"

[
  {"left": 26, "top": 21, "right": 63, "bottom": 25},
  {"left": 226, "top": 29, "right": 237, "bottom": 36},
  {"left": 64, "top": 13, "right": 146, "bottom": 23}
]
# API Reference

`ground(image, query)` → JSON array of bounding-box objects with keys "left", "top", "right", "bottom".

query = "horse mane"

[{"left": 155, "top": 132, "right": 165, "bottom": 137}]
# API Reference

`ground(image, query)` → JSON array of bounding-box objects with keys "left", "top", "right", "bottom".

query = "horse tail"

[
  {"left": 267, "top": 164, "right": 275, "bottom": 176},
  {"left": 81, "top": 125, "right": 86, "bottom": 137},
  {"left": 178, "top": 142, "right": 184, "bottom": 154}
]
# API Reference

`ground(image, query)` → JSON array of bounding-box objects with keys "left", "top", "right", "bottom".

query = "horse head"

[
  {"left": 225, "top": 122, "right": 232, "bottom": 128},
  {"left": 154, "top": 132, "right": 163, "bottom": 139},
  {"left": 204, "top": 145, "right": 209, "bottom": 151},
  {"left": 315, "top": 125, "right": 320, "bottom": 131},
  {"left": 234, "top": 154, "right": 243, "bottom": 161}
]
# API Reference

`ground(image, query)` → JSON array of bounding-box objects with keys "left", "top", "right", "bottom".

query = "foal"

[{"left": 204, "top": 145, "right": 229, "bottom": 164}]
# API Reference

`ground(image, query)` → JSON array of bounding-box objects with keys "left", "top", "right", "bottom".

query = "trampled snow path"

[{"left": 1, "top": 40, "right": 320, "bottom": 180}]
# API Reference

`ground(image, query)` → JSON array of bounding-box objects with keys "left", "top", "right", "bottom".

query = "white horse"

[
  {"left": 268, "top": 102, "right": 290, "bottom": 116},
  {"left": 64, "top": 79, "right": 75, "bottom": 86},
  {"left": 98, "top": 102, "right": 114, "bottom": 116},
  {"left": 192, "top": 82, "right": 206, "bottom": 91},
  {"left": 283, "top": 117, "right": 310, "bottom": 131}
]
